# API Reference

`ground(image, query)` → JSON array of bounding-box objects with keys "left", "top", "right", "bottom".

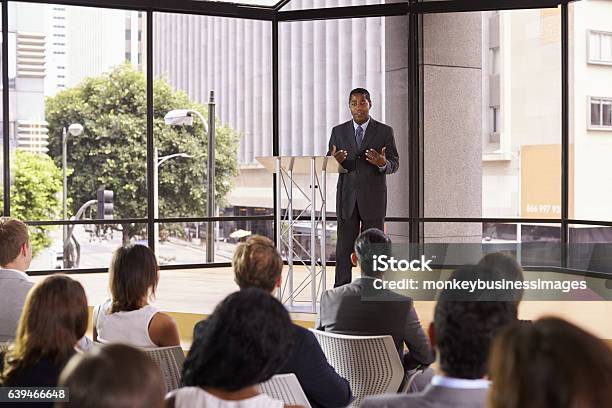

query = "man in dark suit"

[
  {"left": 328, "top": 88, "right": 399, "bottom": 287},
  {"left": 317, "top": 229, "right": 433, "bottom": 372},
  {"left": 194, "top": 235, "right": 352, "bottom": 408},
  {"left": 361, "top": 265, "right": 518, "bottom": 408}
]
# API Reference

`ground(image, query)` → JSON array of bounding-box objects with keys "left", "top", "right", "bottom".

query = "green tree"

[
  {"left": 45, "top": 64, "right": 240, "bottom": 244},
  {"left": 10, "top": 150, "right": 62, "bottom": 254}
]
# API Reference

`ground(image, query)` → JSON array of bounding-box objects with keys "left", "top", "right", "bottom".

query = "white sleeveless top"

[
  {"left": 174, "top": 387, "right": 284, "bottom": 408},
  {"left": 95, "top": 299, "right": 159, "bottom": 348}
]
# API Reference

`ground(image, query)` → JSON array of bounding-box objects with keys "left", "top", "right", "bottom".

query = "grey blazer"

[
  {"left": 317, "top": 277, "right": 433, "bottom": 367},
  {"left": 327, "top": 119, "right": 399, "bottom": 220},
  {"left": 0, "top": 269, "right": 34, "bottom": 342},
  {"left": 361, "top": 384, "right": 489, "bottom": 408}
]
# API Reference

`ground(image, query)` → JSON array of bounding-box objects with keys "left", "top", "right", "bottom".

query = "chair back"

[
  {"left": 310, "top": 329, "right": 404, "bottom": 407},
  {"left": 260, "top": 373, "right": 312, "bottom": 408},
  {"left": 142, "top": 346, "right": 185, "bottom": 393}
]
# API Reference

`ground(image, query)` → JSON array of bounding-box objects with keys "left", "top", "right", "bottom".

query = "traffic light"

[{"left": 97, "top": 188, "right": 114, "bottom": 220}]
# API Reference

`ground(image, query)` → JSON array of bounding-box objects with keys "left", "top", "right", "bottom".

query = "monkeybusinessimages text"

[{"left": 371, "top": 255, "right": 587, "bottom": 294}]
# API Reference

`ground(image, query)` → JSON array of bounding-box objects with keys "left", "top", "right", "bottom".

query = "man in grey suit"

[
  {"left": 361, "top": 265, "right": 518, "bottom": 408},
  {"left": 317, "top": 229, "right": 433, "bottom": 371},
  {"left": 0, "top": 217, "right": 34, "bottom": 342},
  {"left": 328, "top": 88, "right": 399, "bottom": 287}
]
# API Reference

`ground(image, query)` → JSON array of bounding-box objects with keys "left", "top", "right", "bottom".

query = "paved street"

[{"left": 30, "top": 224, "right": 239, "bottom": 270}]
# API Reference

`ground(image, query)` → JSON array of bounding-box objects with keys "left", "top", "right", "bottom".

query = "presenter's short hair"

[
  {"left": 233, "top": 235, "right": 282, "bottom": 292},
  {"left": 0, "top": 217, "right": 29, "bottom": 266},
  {"left": 349, "top": 88, "right": 371, "bottom": 104}
]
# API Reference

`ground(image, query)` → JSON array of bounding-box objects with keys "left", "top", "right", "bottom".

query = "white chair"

[
  {"left": 142, "top": 346, "right": 186, "bottom": 393},
  {"left": 310, "top": 329, "right": 404, "bottom": 407},
  {"left": 259, "top": 373, "right": 312, "bottom": 408}
]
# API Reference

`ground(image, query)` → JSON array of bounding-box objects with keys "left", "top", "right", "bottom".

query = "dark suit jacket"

[
  {"left": 279, "top": 324, "right": 352, "bottom": 408},
  {"left": 317, "top": 277, "right": 434, "bottom": 368},
  {"left": 327, "top": 118, "right": 399, "bottom": 220}
]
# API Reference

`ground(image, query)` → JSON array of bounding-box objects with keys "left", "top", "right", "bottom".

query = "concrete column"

[
  {"left": 423, "top": 12, "right": 483, "bottom": 243},
  {"left": 384, "top": 15, "right": 410, "bottom": 242}
]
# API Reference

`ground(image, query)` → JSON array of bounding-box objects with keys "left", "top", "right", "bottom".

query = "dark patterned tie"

[{"left": 356, "top": 125, "right": 364, "bottom": 149}]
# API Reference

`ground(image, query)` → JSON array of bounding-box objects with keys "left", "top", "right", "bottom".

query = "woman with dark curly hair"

[
  {"left": 0, "top": 275, "right": 88, "bottom": 395},
  {"left": 167, "top": 288, "right": 301, "bottom": 408},
  {"left": 488, "top": 317, "right": 612, "bottom": 408}
]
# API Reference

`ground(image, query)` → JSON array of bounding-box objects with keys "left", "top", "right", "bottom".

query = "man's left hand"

[{"left": 365, "top": 147, "right": 387, "bottom": 167}]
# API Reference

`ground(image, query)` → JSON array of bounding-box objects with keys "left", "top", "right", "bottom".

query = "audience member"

[
  {"left": 317, "top": 228, "right": 434, "bottom": 371},
  {"left": 57, "top": 343, "right": 165, "bottom": 408},
  {"left": 488, "top": 317, "right": 612, "bottom": 408},
  {"left": 218, "top": 235, "right": 352, "bottom": 408},
  {"left": 167, "top": 288, "right": 301, "bottom": 408},
  {"left": 0, "top": 217, "right": 34, "bottom": 342},
  {"left": 362, "top": 264, "right": 517, "bottom": 408},
  {"left": 0, "top": 275, "right": 88, "bottom": 398},
  {"left": 478, "top": 252, "right": 525, "bottom": 304},
  {"left": 94, "top": 244, "right": 180, "bottom": 347}
]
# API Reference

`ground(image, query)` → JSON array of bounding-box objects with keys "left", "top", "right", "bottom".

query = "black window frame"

[{"left": 3, "top": 0, "right": 606, "bottom": 278}]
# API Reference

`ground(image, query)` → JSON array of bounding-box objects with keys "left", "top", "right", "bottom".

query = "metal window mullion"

[
  {"left": 272, "top": 18, "right": 279, "bottom": 246},
  {"left": 2, "top": 1, "right": 9, "bottom": 216},
  {"left": 146, "top": 9, "right": 155, "bottom": 253},
  {"left": 561, "top": 1, "right": 569, "bottom": 267}
]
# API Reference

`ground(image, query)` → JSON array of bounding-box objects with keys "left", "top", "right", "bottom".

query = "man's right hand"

[{"left": 331, "top": 145, "right": 347, "bottom": 163}]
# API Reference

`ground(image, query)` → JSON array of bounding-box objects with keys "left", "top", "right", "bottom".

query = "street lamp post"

[
  {"left": 62, "top": 123, "right": 83, "bottom": 268},
  {"left": 164, "top": 97, "right": 215, "bottom": 263},
  {"left": 153, "top": 148, "right": 191, "bottom": 250}
]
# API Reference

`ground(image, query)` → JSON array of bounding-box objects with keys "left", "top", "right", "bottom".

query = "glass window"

[
  {"left": 591, "top": 99, "right": 601, "bottom": 126},
  {"left": 588, "top": 30, "right": 612, "bottom": 63},
  {"left": 603, "top": 101, "right": 612, "bottom": 127},
  {"left": 8, "top": 3, "right": 147, "bottom": 269},
  {"left": 569, "top": 224, "right": 612, "bottom": 273},
  {"left": 279, "top": 15, "right": 409, "bottom": 219},
  {"left": 425, "top": 221, "right": 561, "bottom": 267},
  {"left": 424, "top": 9, "right": 561, "bottom": 220},
  {"left": 602, "top": 33, "right": 612, "bottom": 61}
]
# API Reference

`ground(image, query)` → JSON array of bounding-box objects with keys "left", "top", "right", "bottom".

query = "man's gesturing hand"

[
  {"left": 331, "top": 145, "right": 347, "bottom": 163},
  {"left": 365, "top": 147, "right": 387, "bottom": 167}
]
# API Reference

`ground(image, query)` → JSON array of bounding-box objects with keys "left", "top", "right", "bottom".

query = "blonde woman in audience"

[
  {"left": 0, "top": 275, "right": 87, "bottom": 396},
  {"left": 94, "top": 244, "right": 179, "bottom": 347},
  {"left": 167, "top": 288, "right": 302, "bottom": 408},
  {"left": 488, "top": 317, "right": 612, "bottom": 408},
  {"left": 57, "top": 344, "right": 165, "bottom": 408}
]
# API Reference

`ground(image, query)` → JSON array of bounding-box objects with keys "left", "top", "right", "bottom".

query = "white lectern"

[{"left": 257, "top": 156, "right": 346, "bottom": 312}]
